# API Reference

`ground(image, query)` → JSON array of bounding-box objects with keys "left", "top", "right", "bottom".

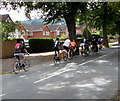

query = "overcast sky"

[{"left": 0, "top": 6, "right": 43, "bottom": 22}]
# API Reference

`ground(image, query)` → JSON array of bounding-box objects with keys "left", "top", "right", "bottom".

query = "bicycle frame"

[{"left": 13, "top": 55, "right": 30, "bottom": 74}]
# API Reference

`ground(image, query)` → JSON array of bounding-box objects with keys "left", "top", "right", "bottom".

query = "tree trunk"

[
  {"left": 103, "top": 2, "right": 109, "bottom": 48},
  {"left": 64, "top": 13, "right": 77, "bottom": 41},
  {"left": 64, "top": 13, "right": 79, "bottom": 55}
]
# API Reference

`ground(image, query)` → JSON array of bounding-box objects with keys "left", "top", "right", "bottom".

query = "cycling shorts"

[
  {"left": 14, "top": 53, "right": 25, "bottom": 60},
  {"left": 53, "top": 47, "right": 59, "bottom": 53},
  {"left": 63, "top": 46, "right": 69, "bottom": 52},
  {"left": 80, "top": 43, "right": 85, "bottom": 47}
]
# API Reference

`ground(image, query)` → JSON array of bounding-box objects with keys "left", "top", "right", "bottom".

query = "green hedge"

[{"left": 29, "top": 38, "right": 54, "bottom": 53}]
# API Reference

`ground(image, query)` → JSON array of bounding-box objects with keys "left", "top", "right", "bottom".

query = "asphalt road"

[{"left": 1, "top": 47, "right": 119, "bottom": 100}]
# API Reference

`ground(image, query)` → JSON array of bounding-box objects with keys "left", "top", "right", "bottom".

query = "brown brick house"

[
  {"left": 76, "top": 23, "right": 87, "bottom": 36},
  {"left": 19, "top": 24, "right": 68, "bottom": 40}
]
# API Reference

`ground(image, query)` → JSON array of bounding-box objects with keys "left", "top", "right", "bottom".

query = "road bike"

[{"left": 13, "top": 55, "right": 30, "bottom": 74}]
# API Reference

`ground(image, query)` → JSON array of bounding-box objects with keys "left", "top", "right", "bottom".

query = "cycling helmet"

[
  {"left": 56, "top": 38, "right": 59, "bottom": 40},
  {"left": 19, "top": 41, "right": 24, "bottom": 44}
]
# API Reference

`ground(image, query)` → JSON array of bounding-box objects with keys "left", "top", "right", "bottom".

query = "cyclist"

[
  {"left": 80, "top": 37, "right": 85, "bottom": 55},
  {"left": 53, "top": 38, "right": 60, "bottom": 59},
  {"left": 91, "top": 36, "right": 98, "bottom": 53},
  {"left": 14, "top": 41, "right": 29, "bottom": 67},
  {"left": 98, "top": 37, "right": 103, "bottom": 50},
  {"left": 70, "top": 40, "right": 77, "bottom": 56},
  {"left": 63, "top": 38, "right": 71, "bottom": 59},
  {"left": 84, "top": 38, "right": 90, "bottom": 52}
]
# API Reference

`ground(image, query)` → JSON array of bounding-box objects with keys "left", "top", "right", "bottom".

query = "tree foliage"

[
  {"left": 76, "top": 2, "right": 120, "bottom": 47},
  {"left": 83, "top": 27, "right": 92, "bottom": 40},
  {"left": 0, "top": 21, "right": 18, "bottom": 41}
]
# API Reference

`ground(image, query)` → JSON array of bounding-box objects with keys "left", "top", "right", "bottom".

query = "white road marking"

[
  {"left": 34, "top": 51, "right": 117, "bottom": 84},
  {"left": 19, "top": 75, "right": 26, "bottom": 78},
  {"left": 0, "top": 94, "right": 6, "bottom": 97}
]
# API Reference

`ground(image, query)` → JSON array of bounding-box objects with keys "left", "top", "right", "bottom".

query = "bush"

[{"left": 29, "top": 38, "right": 54, "bottom": 53}]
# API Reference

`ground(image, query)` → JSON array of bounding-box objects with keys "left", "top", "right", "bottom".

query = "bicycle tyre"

[
  {"left": 53, "top": 56, "right": 57, "bottom": 65},
  {"left": 23, "top": 59, "right": 30, "bottom": 72},
  {"left": 63, "top": 51, "right": 68, "bottom": 61},
  {"left": 13, "top": 61, "right": 20, "bottom": 74}
]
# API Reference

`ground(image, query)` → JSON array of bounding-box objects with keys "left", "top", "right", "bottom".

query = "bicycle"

[
  {"left": 53, "top": 53, "right": 61, "bottom": 65},
  {"left": 112, "top": 90, "right": 120, "bottom": 101},
  {"left": 13, "top": 55, "right": 30, "bottom": 74}
]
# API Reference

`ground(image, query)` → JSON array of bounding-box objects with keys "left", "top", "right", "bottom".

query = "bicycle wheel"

[
  {"left": 13, "top": 61, "right": 20, "bottom": 74},
  {"left": 63, "top": 51, "right": 68, "bottom": 61},
  {"left": 23, "top": 59, "right": 30, "bottom": 72},
  {"left": 53, "top": 56, "right": 57, "bottom": 65}
]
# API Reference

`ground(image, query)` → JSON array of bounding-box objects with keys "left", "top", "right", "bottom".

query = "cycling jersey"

[
  {"left": 54, "top": 41, "right": 60, "bottom": 48},
  {"left": 63, "top": 39, "right": 71, "bottom": 47},
  {"left": 70, "top": 41, "right": 76, "bottom": 47},
  {"left": 14, "top": 43, "right": 26, "bottom": 53},
  {"left": 53, "top": 41, "right": 60, "bottom": 52}
]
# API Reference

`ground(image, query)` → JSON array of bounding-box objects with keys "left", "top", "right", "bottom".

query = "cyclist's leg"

[
  {"left": 57, "top": 48, "right": 60, "bottom": 57},
  {"left": 67, "top": 47, "right": 70, "bottom": 59},
  {"left": 55, "top": 49, "right": 57, "bottom": 56},
  {"left": 20, "top": 53, "right": 26, "bottom": 67},
  {"left": 63, "top": 46, "right": 68, "bottom": 54},
  {"left": 16, "top": 55, "right": 20, "bottom": 61},
  {"left": 95, "top": 44, "right": 98, "bottom": 52}
]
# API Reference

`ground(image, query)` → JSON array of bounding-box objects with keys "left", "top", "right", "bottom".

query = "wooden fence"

[{"left": 0, "top": 40, "right": 17, "bottom": 59}]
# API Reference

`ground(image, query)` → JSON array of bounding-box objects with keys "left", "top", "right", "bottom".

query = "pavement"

[{"left": 1, "top": 41, "right": 119, "bottom": 75}]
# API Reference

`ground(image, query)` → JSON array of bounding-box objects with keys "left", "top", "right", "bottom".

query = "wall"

[{"left": 1, "top": 40, "right": 17, "bottom": 59}]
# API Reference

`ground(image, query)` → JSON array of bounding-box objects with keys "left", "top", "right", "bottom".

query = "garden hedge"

[{"left": 29, "top": 38, "right": 54, "bottom": 53}]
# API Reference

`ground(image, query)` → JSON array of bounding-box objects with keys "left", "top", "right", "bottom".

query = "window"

[
  {"left": 29, "top": 32, "right": 33, "bottom": 36},
  {"left": 46, "top": 31, "right": 50, "bottom": 36},
  {"left": 43, "top": 31, "right": 45, "bottom": 35},
  {"left": 56, "top": 31, "right": 60, "bottom": 35},
  {"left": 43, "top": 31, "right": 50, "bottom": 36}
]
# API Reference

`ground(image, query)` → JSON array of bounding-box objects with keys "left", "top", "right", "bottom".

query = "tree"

[
  {"left": 76, "top": 2, "right": 120, "bottom": 47},
  {"left": 83, "top": 27, "right": 92, "bottom": 40},
  {"left": 2, "top": 2, "right": 87, "bottom": 41},
  {"left": 0, "top": 20, "right": 18, "bottom": 41}
]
